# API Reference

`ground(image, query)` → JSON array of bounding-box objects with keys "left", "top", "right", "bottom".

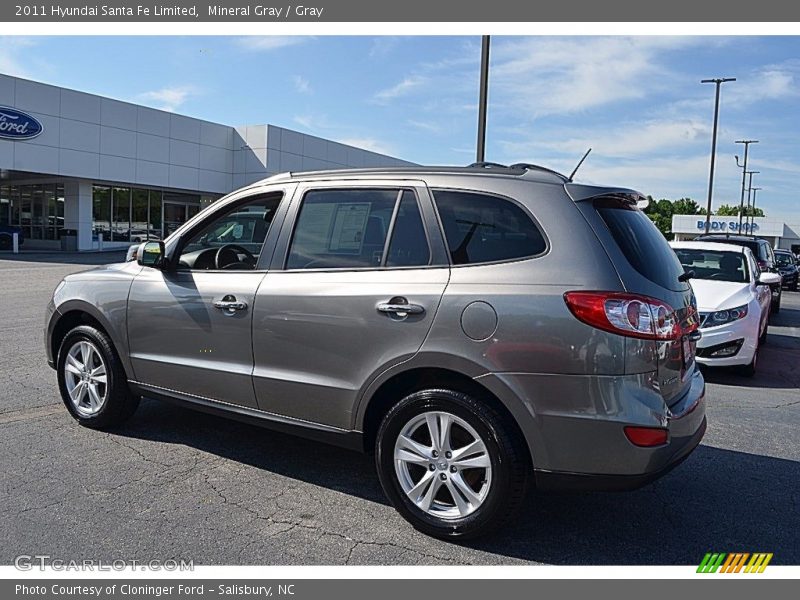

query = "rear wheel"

[
  {"left": 791, "top": 277, "right": 798, "bottom": 292},
  {"left": 376, "top": 389, "right": 530, "bottom": 540},
  {"left": 0, "top": 234, "right": 11, "bottom": 251},
  {"left": 57, "top": 325, "right": 140, "bottom": 429}
]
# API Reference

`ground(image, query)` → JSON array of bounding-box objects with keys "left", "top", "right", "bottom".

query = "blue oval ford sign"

[{"left": 0, "top": 106, "right": 43, "bottom": 140}]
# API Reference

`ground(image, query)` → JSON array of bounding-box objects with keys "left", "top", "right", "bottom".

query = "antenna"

[{"left": 568, "top": 148, "right": 592, "bottom": 182}]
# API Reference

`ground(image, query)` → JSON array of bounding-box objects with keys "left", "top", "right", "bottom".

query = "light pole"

[
  {"left": 476, "top": 35, "right": 490, "bottom": 163},
  {"left": 701, "top": 77, "right": 735, "bottom": 234},
  {"left": 750, "top": 187, "right": 762, "bottom": 235},
  {"left": 743, "top": 170, "right": 759, "bottom": 233},
  {"left": 734, "top": 140, "right": 758, "bottom": 235}
]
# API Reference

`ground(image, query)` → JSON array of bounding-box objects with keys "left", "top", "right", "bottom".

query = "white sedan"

[{"left": 670, "top": 241, "right": 781, "bottom": 376}]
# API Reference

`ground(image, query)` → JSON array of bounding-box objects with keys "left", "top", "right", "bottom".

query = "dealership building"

[
  {"left": 0, "top": 74, "right": 412, "bottom": 251},
  {"left": 671, "top": 214, "right": 800, "bottom": 255}
]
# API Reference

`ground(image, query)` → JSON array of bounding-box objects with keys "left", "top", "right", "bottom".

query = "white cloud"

[
  {"left": 137, "top": 85, "right": 198, "bottom": 112},
  {"left": 407, "top": 119, "right": 443, "bottom": 134},
  {"left": 0, "top": 37, "right": 38, "bottom": 78},
  {"left": 292, "top": 75, "right": 311, "bottom": 94},
  {"left": 338, "top": 137, "right": 394, "bottom": 155},
  {"left": 725, "top": 60, "right": 800, "bottom": 107},
  {"left": 236, "top": 36, "right": 307, "bottom": 52},
  {"left": 488, "top": 37, "right": 707, "bottom": 118},
  {"left": 373, "top": 76, "right": 427, "bottom": 104}
]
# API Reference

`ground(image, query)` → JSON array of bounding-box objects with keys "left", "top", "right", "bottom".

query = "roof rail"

[
  {"left": 509, "top": 163, "right": 569, "bottom": 180},
  {"left": 467, "top": 161, "right": 511, "bottom": 169}
]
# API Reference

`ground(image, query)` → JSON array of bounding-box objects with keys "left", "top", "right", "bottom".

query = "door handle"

[
  {"left": 377, "top": 297, "right": 425, "bottom": 318},
  {"left": 213, "top": 295, "right": 248, "bottom": 313}
]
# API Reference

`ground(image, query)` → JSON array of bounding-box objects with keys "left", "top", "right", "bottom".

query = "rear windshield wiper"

[{"left": 678, "top": 270, "right": 695, "bottom": 283}]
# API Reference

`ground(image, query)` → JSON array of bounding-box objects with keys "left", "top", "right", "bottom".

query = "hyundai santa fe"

[{"left": 45, "top": 164, "right": 706, "bottom": 539}]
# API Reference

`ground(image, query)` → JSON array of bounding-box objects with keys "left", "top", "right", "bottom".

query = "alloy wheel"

[
  {"left": 393, "top": 411, "right": 492, "bottom": 519},
  {"left": 63, "top": 340, "right": 108, "bottom": 417}
]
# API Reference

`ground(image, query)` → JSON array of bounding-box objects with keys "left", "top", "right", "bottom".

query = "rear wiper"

[{"left": 678, "top": 270, "right": 695, "bottom": 283}]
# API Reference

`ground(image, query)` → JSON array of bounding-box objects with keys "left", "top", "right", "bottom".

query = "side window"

[
  {"left": 751, "top": 253, "right": 761, "bottom": 280},
  {"left": 286, "top": 189, "right": 429, "bottom": 270},
  {"left": 176, "top": 193, "right": 282, "bottom": 270},
  {"left": 385, "top": 191, "right": 430, "bottom": 267},
  {"left": 431, "top": 189, "right": 546, "bottom": 265}
]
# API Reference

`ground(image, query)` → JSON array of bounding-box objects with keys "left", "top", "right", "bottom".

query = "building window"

[
  {"left": 112, "top": 187, "right": 131, "bottom": 242},
  {"left": 149, "top": 190, "right": 162, "bottom": 240}
]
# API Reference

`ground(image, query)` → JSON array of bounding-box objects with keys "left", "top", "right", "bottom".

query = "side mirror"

[
  {"left": 137, "top": 241, "right": 166, "bottom": 269},
  {"left": 758, "top": 272, "right": 782, "bottom": 286}
]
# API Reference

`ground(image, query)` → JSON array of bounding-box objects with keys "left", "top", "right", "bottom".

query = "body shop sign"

[{"left": 0, "top": 107, "right": 43, "bottom": 140}]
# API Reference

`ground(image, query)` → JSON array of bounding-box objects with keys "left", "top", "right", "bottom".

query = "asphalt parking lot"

[{"left": 1, "top": 251, "right": 798, "bottom": 565}]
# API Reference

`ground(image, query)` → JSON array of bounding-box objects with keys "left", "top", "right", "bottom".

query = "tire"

[
  {"left": 376, "top": 389, "right": 530, "bottom": 540},
  {"left": 0, "top": 234, "right": 10, "bottom": 251},
  {"left": 771, "top": 287, "right": 781, "bottom": 314},
  {"left": 759, "top": 318, "right": 768, "bottom": 346},
  {"left": 735, "top": 345, "right": 758, "bottom": 377},
  {"left": 791, "top": 277, "right": 798, "bottom": 292},
  {"left": 56, "top": 325, "right": 140, "bottom": 429}
]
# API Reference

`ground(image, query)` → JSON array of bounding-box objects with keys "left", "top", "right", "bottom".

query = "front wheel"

[
  {"left": 376, "top": 389, "right": 530, "bottom": 540},
  {"left": 57, "top": 325, "right": 140, "bottom": 429},
  {"left": 735, "top": 345, "right": 758, "bottom": 377}
]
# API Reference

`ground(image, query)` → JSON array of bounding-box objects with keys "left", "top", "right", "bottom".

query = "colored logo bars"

[{"left": 697, "top": 552, "right": 773, "bottom": 573}]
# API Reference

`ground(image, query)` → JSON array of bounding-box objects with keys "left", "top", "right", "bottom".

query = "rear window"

[
  {"left": 431, "top": 190, "right": 547, "bottom": 265},
  {"left": 596, "top": 199, "right": 686, "bottom": 290}
]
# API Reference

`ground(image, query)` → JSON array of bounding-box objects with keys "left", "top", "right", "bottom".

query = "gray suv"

[{"left": 45, "top": 165, "right": 706, "bottom": 539}]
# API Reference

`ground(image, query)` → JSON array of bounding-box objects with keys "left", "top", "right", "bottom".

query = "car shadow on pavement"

[{"left": 113, "top": 399, "right": 799, "bottom": 565}]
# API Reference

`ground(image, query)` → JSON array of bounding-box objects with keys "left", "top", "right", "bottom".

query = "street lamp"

[
  {"left": 734, "top": 140, "right": 758, "bottom": 235},
  {"left": 476, "top": 35, "right": 490, "bottom": 163},
  {"left": 744, "top": 170, "right": 759, "bottom": 234},
  {"left": 701, "top": 77, "right": 735, "bottom": 234},
  {"left": 749, "top": 187, "right": 762, "bottom": 235}
]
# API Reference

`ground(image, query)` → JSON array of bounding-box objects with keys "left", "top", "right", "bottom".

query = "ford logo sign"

[{"left": 0, "top": 107, "right": 43, "bottom": 140}]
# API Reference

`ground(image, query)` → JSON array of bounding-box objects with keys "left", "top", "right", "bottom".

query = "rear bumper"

[
  {"left": 478, "top": 368, "right": 706, "bottom": 488},
  {"left": 535, "top": 416, "right": 706, "bottom": 491}
]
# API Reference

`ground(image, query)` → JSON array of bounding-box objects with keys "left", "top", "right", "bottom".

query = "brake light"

[
  {"left": 624, "top": 426, "right": 669, "bottom": 447},
  {"left": 563, "top": 291, "right": 681, "bottom": 340}
]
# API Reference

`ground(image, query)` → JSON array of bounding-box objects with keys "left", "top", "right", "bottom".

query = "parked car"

[
  {"left": 671, "top": 241, "right": 780, "bottom": 376},
  {"left": 694, "top": 234, "right": 782, "bottom": 313},
  {"left": 774, "top": 249, "right": 799, "bottom": 291},
  {"left": 0, "top": 224, "right": 24, "bottom": 250},
  {"left": 45, "top": 164, "right": 707, "bottom": 539}
]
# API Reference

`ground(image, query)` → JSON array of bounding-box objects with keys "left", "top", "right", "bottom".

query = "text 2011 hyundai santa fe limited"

[{"left": 45, "top": 164, "right": 706, "bottom": 539}]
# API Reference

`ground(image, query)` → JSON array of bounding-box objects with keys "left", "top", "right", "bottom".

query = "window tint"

[
  {"left": 674, "top": 249, "right": 748, "bottom": 283},
  {"left": 596, "top": 200, "right": 686, "bottom": 290},
  {"left": 287, "top": 189, "right": 398, "bottom": 269},
  {"left": 432, "top": 190, "right": 546, "bottom": 265},
  {"left": 176, "top": 193, "right": 282, "bottom": 270},
  {"left": 385, "top": 191, "right": 430, "bottom": 267}
]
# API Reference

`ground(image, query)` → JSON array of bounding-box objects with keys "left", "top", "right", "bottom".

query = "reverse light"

[
  {"left": 563, "top": 291, "right": 683, "bottom": 340},
  {"left": 624, "top": 426, "right": 669, "bottom": 447}
]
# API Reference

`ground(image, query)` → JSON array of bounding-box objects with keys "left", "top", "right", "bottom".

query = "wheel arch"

[
  {"left": 357, "top": 362, "right": 534, "bottom": 467},
  {"left": 49, "top": 300, "right": 133, "bottom": 379}
]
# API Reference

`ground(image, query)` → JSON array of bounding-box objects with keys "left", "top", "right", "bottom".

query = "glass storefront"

[
  {"left": 1, "top": 182, "right": 202, "bottom": 248},
  {"left": 92, "top": 186, "right": 200, "bottom": 242},
  {"left": 0, "top": 183, "right": 64, "bottom": 241}
]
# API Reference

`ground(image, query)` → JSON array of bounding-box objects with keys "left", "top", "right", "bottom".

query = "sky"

[{"left": 1, "top": 35, "right": 799, "bottom": 220}]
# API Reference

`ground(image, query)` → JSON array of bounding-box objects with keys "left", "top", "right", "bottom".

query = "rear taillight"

[
  {"left": 563, "top": 291, "right": 681, "bottom": 340},
  {"left": 624, "top": 426, "right": 669, "bottom": 447}
]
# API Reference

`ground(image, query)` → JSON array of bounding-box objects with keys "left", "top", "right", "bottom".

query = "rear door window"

[
  {"left": 431, "top": 189, "right": 546, "bottom": 265},
  {"left": 286, "top": 189, "right": 430, "bottom": 270},
  {"left": 595, "top": 198, "right": 686, "bottom": 290}
]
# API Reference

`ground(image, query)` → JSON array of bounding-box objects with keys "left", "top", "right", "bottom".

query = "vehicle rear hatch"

[{"left": 568, "top": 184, "right": 699, "bottom": 407}]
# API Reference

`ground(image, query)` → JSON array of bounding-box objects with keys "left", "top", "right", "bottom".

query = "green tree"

[
  {"left": 715, "top": 204, "right": 740, "bottom": 216},
  {"left": 644, "top": 196, "right": 702, "bottom": 239}
]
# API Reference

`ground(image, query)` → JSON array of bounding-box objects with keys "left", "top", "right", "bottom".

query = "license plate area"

[{"left": 682, "top": 335, "right": 694, "bottom": 369}]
